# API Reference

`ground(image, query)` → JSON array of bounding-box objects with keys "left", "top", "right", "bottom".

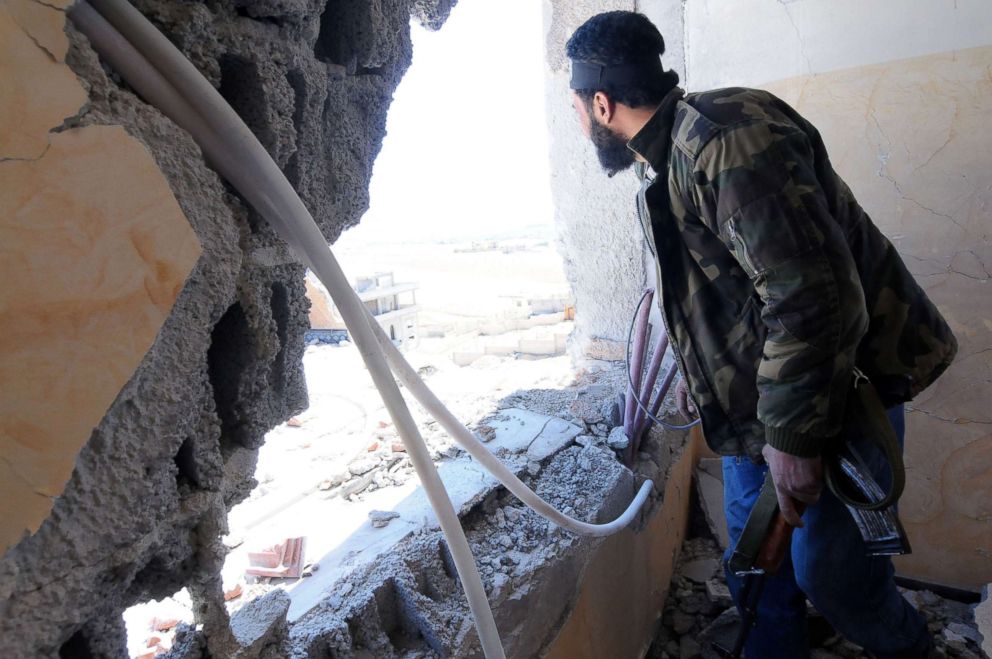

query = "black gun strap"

[
  {"left": 729, "top": 376, "right": 907, "bottom": 575},
  {"left": 727, "top": 471, "right": 779, "bottom": 576},
  {"left": 824, "top": 377, "right": 906, "bottom": 511}
]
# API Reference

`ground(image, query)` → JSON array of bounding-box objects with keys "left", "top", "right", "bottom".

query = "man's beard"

[{"left": 590, "top": 120, "right": 635, "bottom": 177}]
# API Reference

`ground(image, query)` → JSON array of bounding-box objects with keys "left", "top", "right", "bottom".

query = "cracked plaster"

[
  {"left": 751, "top": 45, "right": 991, "bottom": 589},
  {"left": 0, "top": 1, "right": 202, "bottom": 553}
]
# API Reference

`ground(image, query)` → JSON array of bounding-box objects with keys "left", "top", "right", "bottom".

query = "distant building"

[{"left": 305, "top": 271, "right": 419, "bottom": 349}]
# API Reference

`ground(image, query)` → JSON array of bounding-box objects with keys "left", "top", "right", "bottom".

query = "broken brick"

[
  {"left": 246, "top": 537, "right": 306, "bottom": 579},
  {"left": 150, "top": 617, "right": 180, "bottom": 632}
]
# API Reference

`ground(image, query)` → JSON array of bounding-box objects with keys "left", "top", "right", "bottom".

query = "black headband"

[{"left": 569, "top": 57, "right": 665, "bottom": 90}]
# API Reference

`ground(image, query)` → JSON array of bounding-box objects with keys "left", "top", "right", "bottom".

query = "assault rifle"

[{"left": 717, "top": 371, "right": 911, "bottom": 658}]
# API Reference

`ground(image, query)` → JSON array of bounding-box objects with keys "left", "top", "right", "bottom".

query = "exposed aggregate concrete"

[{"left": 0, "top": 1, "right": 457, "bottom": 656}]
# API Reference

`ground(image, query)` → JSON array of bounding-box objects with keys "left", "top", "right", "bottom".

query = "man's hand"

[
  {"left": 675, "top": 377, "right": 697, "bottom": 420},
  {"left": 761, "top": 444, "right": 823, "bottom": 528}
]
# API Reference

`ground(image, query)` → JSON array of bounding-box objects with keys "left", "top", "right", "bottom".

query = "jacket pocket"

[{"left": 726, "top": 218, "right": 758, "bottom": 278}]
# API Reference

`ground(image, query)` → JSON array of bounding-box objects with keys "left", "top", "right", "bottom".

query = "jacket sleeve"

[{"left": 694, "top": 122, "right": 869, "bottom": 457}]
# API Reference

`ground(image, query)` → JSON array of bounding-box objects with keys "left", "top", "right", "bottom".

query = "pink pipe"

[
  {"left": 631, "top": 329, "right": 669, "bottom": 445},
  {"left": 640, "top": 359, "right": 680, "bottom": 438},
  {"left": 624, "top": 289, "right": 654, "bottom": 440}
]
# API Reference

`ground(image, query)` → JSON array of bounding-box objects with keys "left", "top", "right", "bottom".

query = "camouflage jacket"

[{"left": 628, "top": 87, "right": 957, "bottom": 460}]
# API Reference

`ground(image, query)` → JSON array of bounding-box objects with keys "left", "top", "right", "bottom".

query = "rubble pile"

[
  {"left": 284, "top": 364, "right": 682, "bottom": 658},
  {"left": 649, "top": 534, "right": 989, "bottom": 658}
]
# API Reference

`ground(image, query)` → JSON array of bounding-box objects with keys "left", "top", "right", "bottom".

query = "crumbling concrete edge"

[{"left": 544, "top": 427, "right": 704, "bottom": 659}]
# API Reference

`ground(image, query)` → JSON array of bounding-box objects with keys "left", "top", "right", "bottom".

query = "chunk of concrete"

[
  {"left": 348, "top": 457, "right": 379, "bottom": 476},
  {"left": 527, "top": 421, "right": 581, "bottom": 462},
  {"left": 705, "top": 579, "right": 733, "bottom": 608},
  {"left": 230, "top": 589, "right": 290, "bottom": 658},
  {"left": 696, "top": 458, "right": 730, "bottom": 550},
  {"left": 681, "top": 558, "right": 718, "bottom": 584},
  {"left": 945, "top": 621, "right": 982, "bottom": 646},
  {"left": 486, "top": 407, "right": 582, "bottom": 458},
  {"left": 368, "top": 510, "right": 400, "bottom": 528},
  {"left": 607, "top": 426, "right": 629, "bottom": 451}
]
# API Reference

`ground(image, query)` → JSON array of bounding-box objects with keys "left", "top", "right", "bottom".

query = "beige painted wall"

[
  {"left": 0, "top": 0, "right": 201, "bottom": 554},
  {"left": 758, "top": 46, "right": 992, "bottom": 591}
]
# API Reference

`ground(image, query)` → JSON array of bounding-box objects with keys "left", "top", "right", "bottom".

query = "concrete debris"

[
  {"left": 681, "top": 558, "right": 718, "bottom": 584},
  {"left": 229, "top": 589, "right": 290, "bottom": 658},
  {"left": 246, "top": 537, "right": 306, "bottom": 579},
  {"left": 340, "top": 473, "right": 374, "bottom": 498},
  {"left": 527, "top": 421, "right": 581, "bottom": 462},
  {"left": 368, "top": 510, "right": 400, "bottom": 528},
  {"left": 607, "top": 426, "right": 630, "bottom": 451},
  {"left": 946, "top": 622, "right": 983, "bottom": 647},
  {"left": 347, "top": 457, "right": 380, "bottom": 476},
  {"left": 705, "top": 579, "right": 733, "bottom": 608},
  {"left": 568, "top": 384, "right": 610, "bottom": 423},
  {"left": 649, "top": 534, "right": 988, "bottom": 659},
  {"left": 124, "top": 365, "right": 675, "bottom": 656},
  {"left": 283, "top": 367, "right": 654, "bottom": 658}
]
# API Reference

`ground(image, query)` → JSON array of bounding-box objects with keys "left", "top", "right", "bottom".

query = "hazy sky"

[{"left": 336, "top": 0, "right": 554, "bottom": 246}]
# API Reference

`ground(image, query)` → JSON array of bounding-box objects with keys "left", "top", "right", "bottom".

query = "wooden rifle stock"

[{"left": 755, "top": 501, "right": 807, "bottom": 574}]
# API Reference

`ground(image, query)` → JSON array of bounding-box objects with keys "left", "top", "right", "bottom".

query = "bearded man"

[{"left": 565, "top": 11, "right": 956, "bottom": 658}]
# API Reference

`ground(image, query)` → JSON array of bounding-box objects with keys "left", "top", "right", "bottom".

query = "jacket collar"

[{"left": 627, "top": 87, "right": 685, "bottom": 171}]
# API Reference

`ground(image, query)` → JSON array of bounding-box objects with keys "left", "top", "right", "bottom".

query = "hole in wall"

[
  {"left": 314, "top": 0, "right": 354, "bottom": 69},
  {"left": 217, "top": 4, "right": 573, "bottom": 648},
  {"left": 207, "top": 302, "right": 253, "bottom": 448},
  {"left": 122, "top": 588, "right": 193, "bottom": 658},
  {"left": 59, "top": 630, "right": 94, "bottom": 659},
  {"left": 174, "top": 437, "right": 198, "bottom": 490},
  {"left": 218, "top": 54, "right": 266, "bottom": 137},
  {"left": 217, "top": 53, "right": 289, "bottom": 236},
  {"left": 284, "top": 69, "right": 308, "bottom": 187}
]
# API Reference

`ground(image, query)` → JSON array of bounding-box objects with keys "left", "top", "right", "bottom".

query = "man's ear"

[{"left": 592, "top": 91, "right": 616, "bottom": 124}]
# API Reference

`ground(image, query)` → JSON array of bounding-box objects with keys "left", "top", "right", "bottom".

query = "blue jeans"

[{"left": 722, "top": 406, "right": 931, "bottom": 658}]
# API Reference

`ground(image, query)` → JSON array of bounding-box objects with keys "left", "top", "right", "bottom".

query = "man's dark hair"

[{"left": 566, "top": 11, "right": 679, "bottom": 108}]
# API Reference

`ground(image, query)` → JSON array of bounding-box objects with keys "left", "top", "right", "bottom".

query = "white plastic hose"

[
  {"left": 367, "top": 316, "right": 654, "bottom": 536},
  {"left": 70, "top": 1, "right": 653, "bottom": 654}
]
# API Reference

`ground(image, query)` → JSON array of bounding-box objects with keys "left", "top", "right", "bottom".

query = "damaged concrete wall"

[
  {"left": 546, "top": 429, "right": 702, "bottom": 659},
  {"left": 678, "top": 0, "right": 992, "bottom": 591},
  {"left": 543, "top": 0, "right": 686, "bottom": 362},
  {"left": 0, "top": 0, "right": 456, "bottom": 655},
  {"left": 545, "top": 0, "right": 644, "bottom": 363}
]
